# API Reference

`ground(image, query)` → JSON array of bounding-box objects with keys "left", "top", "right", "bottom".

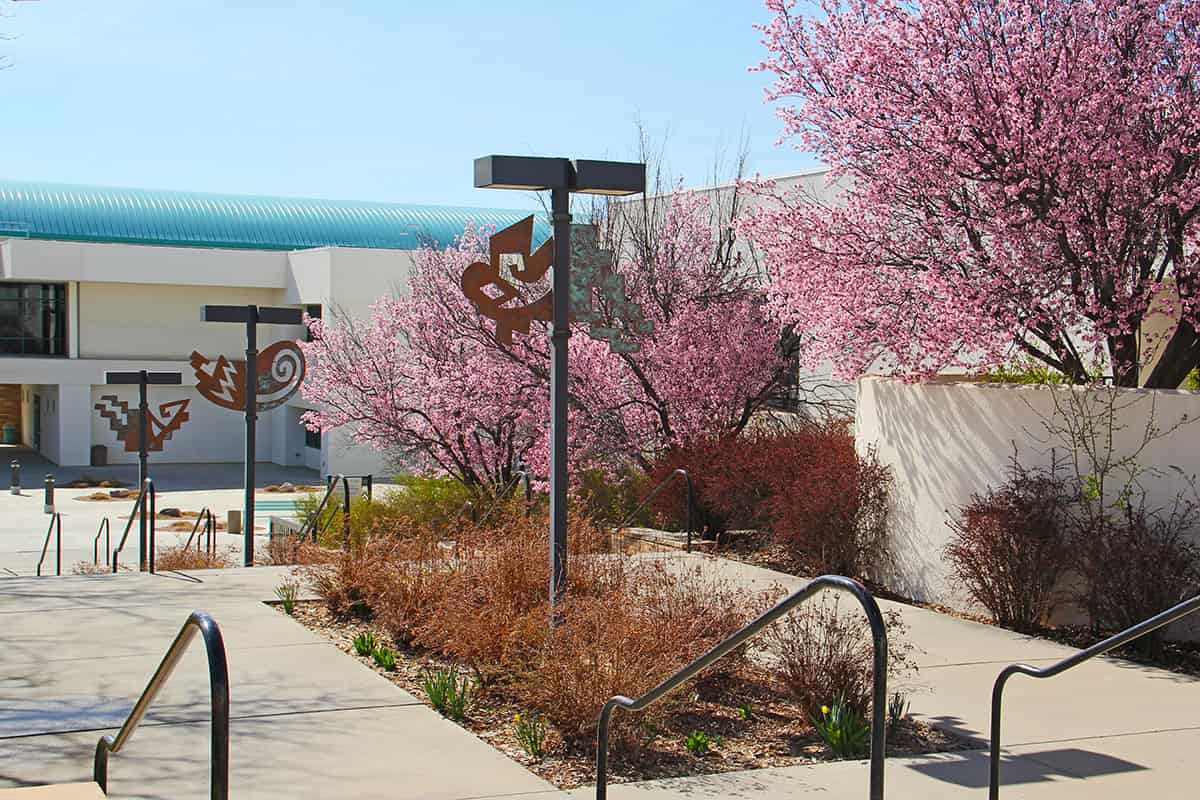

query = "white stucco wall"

[
  {"left": 77, "top": 282, "right": 301, "bottom": 360},
  {"left": 1, "top": 238, "right": 289, "bottom": 288},
  {"left": 857, "top": 377, "right": 1200, "bottom": 606}
]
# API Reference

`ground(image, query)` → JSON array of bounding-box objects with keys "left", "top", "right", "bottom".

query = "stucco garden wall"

[{"left": 856, "top": 377, "right": 1200, "bottom": 609}]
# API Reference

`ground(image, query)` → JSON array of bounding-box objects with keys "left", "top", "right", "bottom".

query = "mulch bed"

[{"left": 285, "top": 600, "right": 966, "bottom": 789}]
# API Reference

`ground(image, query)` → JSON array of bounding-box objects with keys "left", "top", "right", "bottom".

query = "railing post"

[
  {"left": 10, "top": 459, "right": 19, "bottom": 494},
  {"left": 55, "top": 514, "right": 61, "bottom": 576},
  {"left": 521, "top": 470, "right": 532, "bottom": 517},
  {"left": 43, "top": 474, "right": 54, "bottom": 514},
  {"left": 340, "top": 476, "right": 351, "bottom": 553},
  {"left": 679, "top": 469, "right": 694, "bottom": 552},
  {"left": 148, "top": 480, "right": 157, "bottom": 574}
]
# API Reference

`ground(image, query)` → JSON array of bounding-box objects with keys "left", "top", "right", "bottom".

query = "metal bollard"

[
  {"left": 43, "top": 474, "right": 54, "bottom": 514},
  {"left": 10, "top": 460, "right": 19, "bottom": 495}
]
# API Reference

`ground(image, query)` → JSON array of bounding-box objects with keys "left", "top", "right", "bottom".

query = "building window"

[
  {"left": 0, "top": 283, "right": 67, "bottom": 357},
  {"left": 304, "top": 304, "right": 322, "bottom": 342},
  {"left": 305, "top": 427, "right": 321, "bottom": 450}
]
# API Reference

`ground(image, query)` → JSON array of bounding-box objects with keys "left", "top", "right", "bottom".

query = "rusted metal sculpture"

[
  {"left": 461, "top": 216, "right": 651, "bottom": 353},
  {"left": 94, "top": 396, "right": 191, "bottom": 453},
  {"left": 189, "top": 340, "right": 306, "bottom": 412}
]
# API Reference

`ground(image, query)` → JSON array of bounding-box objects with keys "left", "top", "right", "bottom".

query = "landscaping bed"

[{"left": 285, "top": 599, "right": 964, "bottom": 788}]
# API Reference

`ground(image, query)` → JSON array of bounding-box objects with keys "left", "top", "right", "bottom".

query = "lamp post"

[
  {"left": 201, "top": 304, "right": 303, "bottom": 566},
  {"left": 474, "top": 155, "right": 645, "bottom": 615},
  {"left": 104, "top": 370, "right": 183, "bottom": 488}
]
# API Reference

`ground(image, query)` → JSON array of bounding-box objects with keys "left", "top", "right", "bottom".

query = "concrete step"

[{"left": 0, "top": 784, "right": 105, "bottom": 799}]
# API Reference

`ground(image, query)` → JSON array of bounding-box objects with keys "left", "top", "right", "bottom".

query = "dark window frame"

[{"left": 0, "top": 283, "right": 67, "bottom": 358}]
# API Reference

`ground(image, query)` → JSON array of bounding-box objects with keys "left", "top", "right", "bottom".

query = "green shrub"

[
  {"left": 297, "top": 474, "right": 476, "bottom": 547},
  {"left": 421, "top": 665, "right": 473, "bottom": 721},
  {"left": 353, "top": 631, "right": 377, "bottom": 657},
  {"left": 512, "top": 712, "right": 548, "bottom": 759},
  {"left": 274, "top": 579, "right": 299, "bottom": 615},
  {"left": 887, "top": 691, "right": 909, "bottom": 736},
  {"left": 812, "top": 695, "right": 871, "bottom": 758},
  {"left": 372, "top": 645, "right": 398, "bottom": 671},
  {"left": 684, "top": 730, "right": 711, "bottom": 755}
]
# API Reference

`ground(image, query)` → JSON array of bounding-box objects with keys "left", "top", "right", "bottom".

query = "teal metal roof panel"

[{"left": 0, "top": 179, "right": 545, "bottom": 251}]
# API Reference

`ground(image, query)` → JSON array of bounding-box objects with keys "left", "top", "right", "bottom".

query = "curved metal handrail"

[
  {"left": 299, "top": 474, "right": 346, "bottom": 542},
  {"left": 93, "top": 518, "right": 111, "bottom": 567},
  {"left": 476, "top": 469, "right": 533, "bottom": 526},
  {"left": 595, "top": 574, "right": 888, "bottom": 800},
  {"left": 990, "top": 592, "right": 1200, "bottom": 799},
  {"left": 615, "top": 468, "right": 694, "bottom": 552},
  {"left": 94, "top": 610, "right": 229, "bottom": 799},
  {"left": 184, "top": 508, "right": 213, "bottom": 552},
  {"left": 35, "top": 513, "right": 62, "bottom": 577},
  {"left": 112, "top": 480, "right": 153, "bottom": 573}
]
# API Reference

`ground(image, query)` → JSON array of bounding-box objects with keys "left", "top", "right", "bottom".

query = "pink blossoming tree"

[
  {"left": 300, "top": 188, "right": 797, "bottom": 493},
  {"left": 746, "top": 0, "right": 1200, "bottom": 387}
]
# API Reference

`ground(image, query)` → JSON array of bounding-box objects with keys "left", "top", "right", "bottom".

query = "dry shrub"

[
  {"left": 944, "top": 458, "right": 1076, "bottom": 631},
  {"left": 260, "top": 534, "right": 337, "bottom": 566},
  {"left": 765, "top": 592, "right": 914, "bottom": 719},
  {"left": 414, "top": 509, "right": 619, "bottom": 672},
  {"left": 155, "top": 545, "right": 234, "bottom": 571},
  {"left": 508, "top": 563, "right": 760, "bottom": 749},
  {"left": 1076, "top": 498, "right": 1200, "bottom": 654}
]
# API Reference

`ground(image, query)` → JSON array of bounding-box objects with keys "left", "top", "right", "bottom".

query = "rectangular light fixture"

[
  {"left": 572, "top": 159, "right": 646, "bottom": 196},
  {"left": 201, "top": 304, "right": 253, "bottom": 323},
  {"left": 475, "top": 155, "right": 572, "bottom": 191},
  {"left": 257, "top": 307, "right": 304, "bottom": 325},
  {"left": 105, "top": 371, "right": 183, "bottom": 385}
]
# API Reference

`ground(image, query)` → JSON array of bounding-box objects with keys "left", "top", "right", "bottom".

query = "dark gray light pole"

[
  {"left": 105, "top": 370, "right": 183, "bottom": 489},
  {"left": 474, "top": 155, "right": 645, "bottom": 616},
  {"left": 201, "top": 304, "right": 303, "bottom": 566}
]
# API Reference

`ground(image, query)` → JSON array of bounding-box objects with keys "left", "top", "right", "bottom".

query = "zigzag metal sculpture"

[
  {"left": 94, "top": 395, "right": 191, "bottom": 453},
  {"left": 460, "top": 216, "right": 652, "bottom": 352}
]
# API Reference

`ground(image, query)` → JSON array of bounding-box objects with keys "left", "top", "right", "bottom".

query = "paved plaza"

[
  {"left": 0, "top": 547, "right": 1196, "bottom": 799},
  {"left": 0, "top": 455, "right": 322, "bottom": 577}
]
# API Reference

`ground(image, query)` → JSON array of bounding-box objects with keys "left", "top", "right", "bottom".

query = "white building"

[{"left": 0, "top": 179, "right": 536, "bottom": 477}]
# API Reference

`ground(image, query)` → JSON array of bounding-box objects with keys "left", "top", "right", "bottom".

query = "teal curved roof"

[{"left": 0, "top": 179, "right": 545, "bottom": 251}]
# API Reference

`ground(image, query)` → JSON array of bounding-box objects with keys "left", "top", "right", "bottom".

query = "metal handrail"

[
  {"left": 184, "top": 508, "right": 214, "bottom": 553},
  {"left": 93, "top": 518, "right": 111, "bottom": 567},
  {"left": 94, "top": 610, "right": 229, "bottom": 799},
  {"left": 615, "top": 468, "right": 694, "bottom": 552},
  {"left": 476, "top": 469, "right": 533, "bottom": 526},
  {"left": 595, "top": 574, "right": 888, "bottom": 800},
  {"left": 990, "top": 592, "right": 1200, "bottom": 798},
  {"left": 112, "top": 480, "right": 153, "bottom": 573},
  {"left": 299, "top": 473, "right": 345, "bottom": 542},
  {"left": 35, "top": 513, "right": 62, "bottom": 577}
]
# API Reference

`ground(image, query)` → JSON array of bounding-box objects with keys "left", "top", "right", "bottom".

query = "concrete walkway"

[
  {"left": 0, "top": 553, "right": 1196, "bottom": 798},
  {"left": 0, "top": 567, "right": 554, "bottom": 800}
]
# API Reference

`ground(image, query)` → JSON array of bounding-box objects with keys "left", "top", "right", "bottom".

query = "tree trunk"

[{"left": 1143, "top": 320, "right": 1200, "bottom": 388}]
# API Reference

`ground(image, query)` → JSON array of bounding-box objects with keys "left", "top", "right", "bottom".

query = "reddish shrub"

[
  {"left": 765, "top": 592, "right": 915, "bottom": 718},
  {"left": 762, "top": 423, "right": 892, "bottom": 578},
  {"left": 944, "top": 459, "right": 1075, "bottom": 631},
  {"left": 649, "top": 421, "right": 894, "bottom": 579},
  {"left": 1075, "top": 497, "right": 1200, "bottom": 654}
]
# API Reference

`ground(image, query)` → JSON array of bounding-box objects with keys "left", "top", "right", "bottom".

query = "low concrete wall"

[{"left": 856, "top": 377, "right": 1200, "bottom": 608}]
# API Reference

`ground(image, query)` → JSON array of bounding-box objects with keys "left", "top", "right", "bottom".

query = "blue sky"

[{"left": 0, "top": 1, "right": 818, "bottom": 211}]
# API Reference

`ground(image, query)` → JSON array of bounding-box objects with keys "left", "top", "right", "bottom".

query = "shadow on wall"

[{"left": 857, "top": 378, "right": 1200, "bottom": 606}]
